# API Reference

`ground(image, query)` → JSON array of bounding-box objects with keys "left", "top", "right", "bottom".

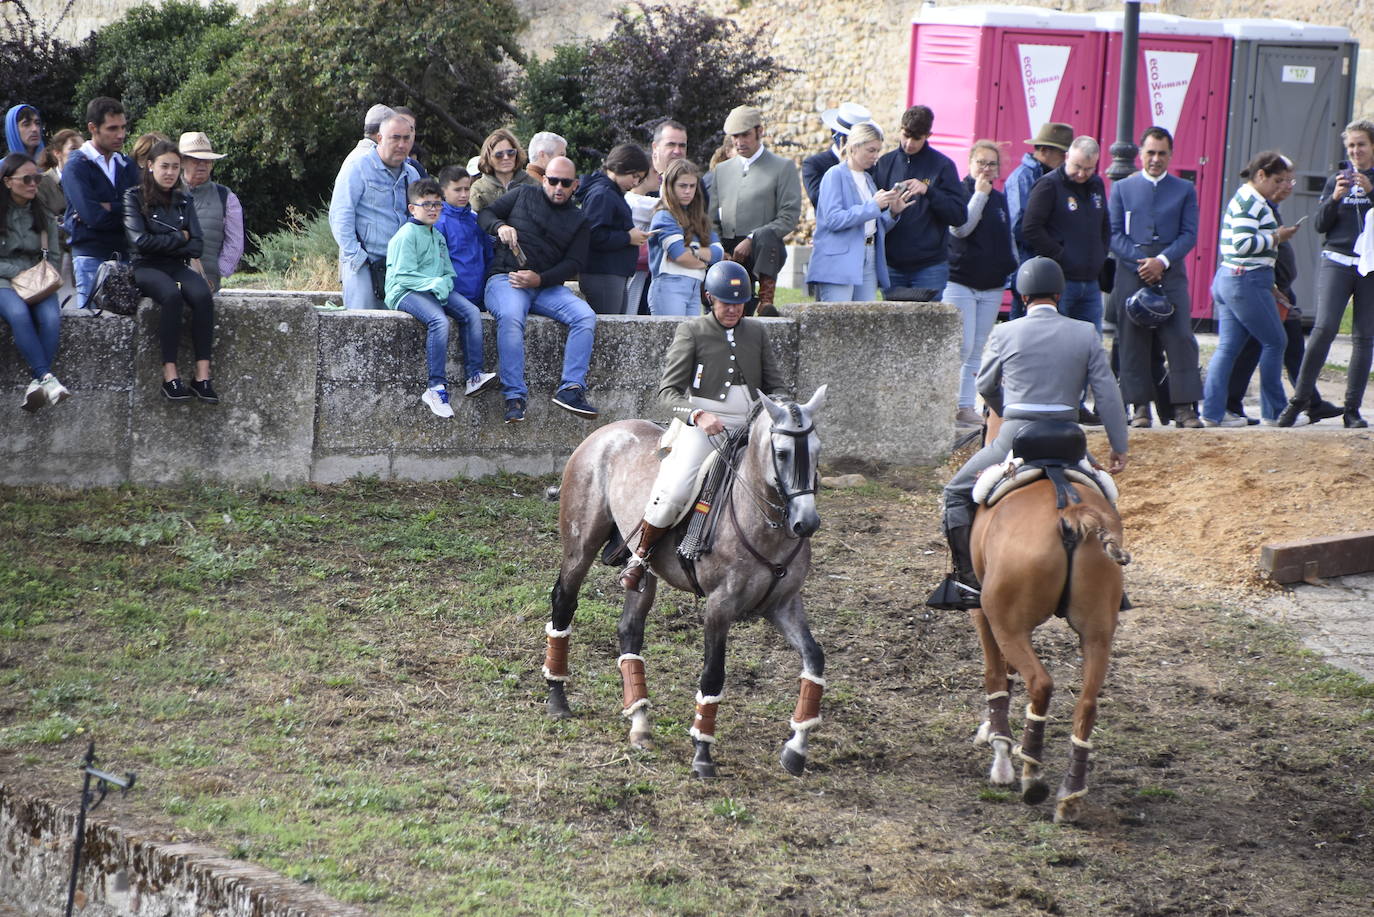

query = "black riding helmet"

[
  {"left": 1015, "top": 256, "right": 1065, "bottom": 299},
  {"left": 705, "top": 260, "right": 752, "bottom": 304}
]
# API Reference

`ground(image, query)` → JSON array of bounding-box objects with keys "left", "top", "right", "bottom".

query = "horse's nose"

[{"left": 791, "top": 513, "right": 821, "bottom": 538}]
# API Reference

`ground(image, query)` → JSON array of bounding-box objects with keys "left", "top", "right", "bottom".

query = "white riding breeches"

[{"left": 644, "top": 389, "right": 755, "bottom": 527}]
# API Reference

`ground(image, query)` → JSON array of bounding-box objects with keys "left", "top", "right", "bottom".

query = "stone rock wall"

[{"left": 0, "top": 293, "right": 962, "bottom": 486}]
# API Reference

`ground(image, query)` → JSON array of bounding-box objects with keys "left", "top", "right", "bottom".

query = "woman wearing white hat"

[
  {"left": 802, "top": 101, "right": 872, "bottom": 208},
  {"left": 178, "top": 132, "right": 242, "bottom": 293}
]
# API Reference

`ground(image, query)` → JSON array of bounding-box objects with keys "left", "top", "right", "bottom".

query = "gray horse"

[{"left": 542, "top": 387, "right": 828, "bottom": 777}]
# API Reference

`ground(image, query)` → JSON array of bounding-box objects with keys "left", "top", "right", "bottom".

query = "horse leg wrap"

[
  {"left": 1060, "top": 735, "right": 1093, "bottom": 799},
  {"left": 1015, "top": 705, "right": 1048, "bottom": 766},
  {"left": 618, "top": 654, "right": 649, "bottom": 715},
  {"left": 542, "top": 623, "right": 571, "bottom": 682},
  {"left": 984, "top": 690, "right": 1012, "bottom": 742},
  {"left": 790, "top": 673, "right": 825, "bottom": 731},
  {"left": 690, "top": 692, "right": 722, "bottom": 743}
]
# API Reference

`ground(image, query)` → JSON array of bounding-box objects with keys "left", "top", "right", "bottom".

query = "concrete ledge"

[
  {"left": 0, "top": 783, "right": 368, "bottom": 916},
  {"left": 0, "top": 294, "right": 960, "bottom": 485}
]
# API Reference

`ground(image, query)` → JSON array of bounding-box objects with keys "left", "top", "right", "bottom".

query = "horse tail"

[{"left": 1058, "top": 503, "right": 1130, "bottom": 567}]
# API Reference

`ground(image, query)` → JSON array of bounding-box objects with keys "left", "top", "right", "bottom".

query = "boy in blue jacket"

[{"left": 433, "top": 165, "right": 492, "bottom": 309}]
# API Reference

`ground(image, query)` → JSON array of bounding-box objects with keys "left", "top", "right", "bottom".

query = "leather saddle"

[{"left": 973, "top": 420, "right": 1117, "bottom": 509}]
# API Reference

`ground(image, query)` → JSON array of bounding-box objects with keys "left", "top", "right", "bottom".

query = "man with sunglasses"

[{"left": 478, "top": 156, "right": 598, "bottom": 423}]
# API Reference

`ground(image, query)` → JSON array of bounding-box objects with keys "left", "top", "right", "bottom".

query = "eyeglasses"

[
  {"left": 6, "top": 174, "right": 39, "bottom": 186},
  {"left": 492, "top": 149, "right": 519, "bottom": 160},
  {"left": 545, "top": 176, "right": 575, "bottom": 187},
  {"left": 410, "top": 200, "right": 443, "bottom": 210},
  {"left": 973, "top": 160, "right": 999, "bottom": 169}
]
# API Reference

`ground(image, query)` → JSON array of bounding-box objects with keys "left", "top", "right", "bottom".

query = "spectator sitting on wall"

[
  {"left": 526, "top": 132, "right": 568, "bottom": 183},
  {"left": 63, "top": 97, "right": 137, "bottom": 309},
  {"left": 0, "top": 153, "right": 69, "bottom": 411},
  {"left": 328, "top": 113, "right": 420, "bottom": 310},
  {"left": 871, "top": 104, "right": 967, "bottom": 297},
  {"left": 470, "top": 129, "right": 537, "bottom": 213},
  {"left": 710, "top": 106, "right": 801, "bottom": 316},
  {"left": 123, "top": 140, "right": 218, "bottom": 404},
  {"left": 385, "top": 177, "right": 498, "bottom": 419},
  {"left": 178, "top": 132, "right": 242, "bottom": 294},
  {"left": 802, "top": 101, "right": 872, "bottom": 209},
  {"left": 647, "top": 158, "right": 723, "bottom": 316},
  {"left": 477, "top": 155, "right": 597, "bottom": 424},
  {"left": 434, "top": 164, "right": 492, "bottom": 311},
  {"left": 575, "top": 143, "right": 652, "bottom": 315},
  {"left": 1004, "top": 121, "right": 1072, "bottom": 319}
]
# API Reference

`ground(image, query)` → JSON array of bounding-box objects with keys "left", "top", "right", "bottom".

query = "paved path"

[{"left": 1257, "top": 573, "right": 1374, "bottom": 681}]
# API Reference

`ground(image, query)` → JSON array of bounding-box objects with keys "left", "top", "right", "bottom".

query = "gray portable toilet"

[{"left": 1221, "top": 19, "right": 1357, "bottom": 315}]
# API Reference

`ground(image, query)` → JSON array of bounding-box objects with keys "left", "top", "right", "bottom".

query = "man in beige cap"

[
  {"left": 709, "top": 105, "right": 801, "bottom": 315},
  {"left": 1006, "top": 121, "right": 1072, "bottom": 318},
  {"left": 178, "top": 131, "right": 242, "bottom": 293}
]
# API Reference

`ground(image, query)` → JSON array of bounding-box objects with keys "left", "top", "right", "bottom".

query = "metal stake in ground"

[{"left": 66, "top": 741, "right": 136, "bottom": 917}]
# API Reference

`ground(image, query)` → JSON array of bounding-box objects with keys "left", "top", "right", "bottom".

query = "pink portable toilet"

[
  {"left": 1095, "top": 12, "right": 1233, "bottom": 319},
  {"left": 909, "top": 5, "right": 1108, "bottom": 183}
]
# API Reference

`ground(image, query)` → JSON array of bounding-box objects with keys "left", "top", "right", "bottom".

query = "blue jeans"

[
  {"left": 1059, "top": 279, "right": 1103, "bottom": 332},
  {"left": 484, "top": 275, "right": 596, "bottom": 400},
  {"left": 884, "top": 261, "right": 949, "bottom": 298},
  {"left": 0, "top": 289, "right": 61, "bottom": 378},
  {"left": 73, "top": 255, "right": 103, "bottom": 309},
  {"left": 341, "top": 259, "right": 382, "bottom": 310},
  {"left": 816, "top": 244, "right": 880, "bottom": 303},
  {"left": 648, "top": 273, "right": 702, "bottom": 316},
  {"left": 1203, "top": 265, "right": 1287, "bottom": 422},
  {"left": 396, "top": 290, "right": 484, "bottom": 387},
  {"left": 943, "top": 282, "right": 1002, "bottom": 409}
]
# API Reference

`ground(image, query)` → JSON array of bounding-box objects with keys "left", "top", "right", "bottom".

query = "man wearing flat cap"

[
  {"left": 178, "top": 132, "right": 242, "bottom": 293},
  {"left": 1005, "top": 121, "right": 1072, "bottom": 318},
  {"left": 803, "top": 101, "right": 872, "bottom": 208},
  {"left": 709, "top": 105, "right": 802, "bottom": 316}
]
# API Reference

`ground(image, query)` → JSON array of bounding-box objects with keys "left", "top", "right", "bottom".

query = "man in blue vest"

[
  {"left": 62, "top": 98, "right": 137, "bottom": 309},
  {"left": 1108, "top": 126, "right": 1203, "bottom": 428}
]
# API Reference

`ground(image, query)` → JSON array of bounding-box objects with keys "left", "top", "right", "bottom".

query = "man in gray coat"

[
  {"left": 928, "top": 257, "right": 1129, "bottom": 610},
  {"left": 710, "top": 105, "right": 802, "bottom": 316}
]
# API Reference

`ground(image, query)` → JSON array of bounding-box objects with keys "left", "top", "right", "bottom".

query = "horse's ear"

[
  {"left": 802, "top": 384, "right": 828, "bottom": 415},
  {"left": 761, "top": 394, "right": 790, "bottom": 425}
]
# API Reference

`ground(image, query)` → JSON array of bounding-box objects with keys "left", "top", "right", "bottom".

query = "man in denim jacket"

[{"left": 329, "top": 113, "right": 420, "bottom": 309}]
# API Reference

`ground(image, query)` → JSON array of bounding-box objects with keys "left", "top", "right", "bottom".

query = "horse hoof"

[
  {"left": 629, "top": 733, "right": 654, "bottom": 751},
  {"left": 780, "top": 746, "right": 806, "bottom": 777},
  {"left": 691, "top": 760, "right": 719, "bottom": 779},
  {"left": 546, "top": 685, "right": 572, "bottom": 719},
  {"left": 1022, "top": 779, "right": 1049, "bottom": 806},
  {"left": 1054, "top": 798, "right": 1084, "bottom": 824}
]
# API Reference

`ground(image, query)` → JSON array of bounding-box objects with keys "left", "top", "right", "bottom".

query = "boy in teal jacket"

[{"left": 386, "top": 178, "right": 497, "bottom": 417}]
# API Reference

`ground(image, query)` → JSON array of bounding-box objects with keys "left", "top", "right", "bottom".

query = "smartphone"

[
  {"left": 1340, "top": 159, "right": 1355, "bottom": 182},
  {"left": 1293, "top": 215, "right": 1310, "bottom": 228}
]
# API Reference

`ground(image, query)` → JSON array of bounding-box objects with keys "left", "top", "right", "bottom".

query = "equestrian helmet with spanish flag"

[{"left": 705, "top": 260, "right": 753, "bottom": 305}]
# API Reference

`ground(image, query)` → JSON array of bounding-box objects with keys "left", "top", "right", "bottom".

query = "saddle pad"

[{"left": 973, "top": 458, "right": 1117, "bottom": 507}]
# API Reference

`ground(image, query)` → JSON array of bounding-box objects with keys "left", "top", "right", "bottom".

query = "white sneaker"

[
  {"left": 1203, "top": 413, "right": 1247, "bottom": 427},
  {"left": 39, "top": 373, "right": 70, "bottom": 407},
  {"left": 464, "top": 371, "right": 498, "bottom": 397},
  {"left": 421, "top": 385, "right": 454, "bottom": 418},
  {"left": 21, "top": 378, "right": 46, "bottom": 412}
]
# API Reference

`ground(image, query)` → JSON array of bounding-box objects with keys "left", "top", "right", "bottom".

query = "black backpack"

[{"left": 91, "top": 259, "right": 141, "bottom": 316}]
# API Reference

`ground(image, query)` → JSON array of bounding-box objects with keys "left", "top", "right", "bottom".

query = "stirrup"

[
  {"left": 619, "top": 555, "right": 649, "bottom": 592},
  {"left": 925, "top": 574, "right": 981, "bottom": 611}
]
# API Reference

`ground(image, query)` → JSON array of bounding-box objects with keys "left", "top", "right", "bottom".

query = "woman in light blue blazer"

[{"left": 806, "top": 122, "right": 910, "bottom": 301}]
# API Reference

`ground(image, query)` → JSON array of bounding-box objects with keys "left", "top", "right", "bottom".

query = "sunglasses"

[
  {"left": 545, "top": 176, "right": 575, "bottom": 188},
  {"left": 6, "top": 174, "right": 39, "bottom": 186},
  {"left": 492, "top": 149, "right": 519, "bottom": 160}
]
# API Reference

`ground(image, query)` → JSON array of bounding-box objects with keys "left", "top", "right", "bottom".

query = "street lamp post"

[{"left": 1106, "top": 0, "right": 1142, "bottom": 181}]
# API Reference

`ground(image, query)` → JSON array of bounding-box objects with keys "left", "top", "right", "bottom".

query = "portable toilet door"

[
  {"left": 1096, "top": 12, "right": 1233, "bottom": 320},
  {"left": 1222, "top": 19, "right": 1358, "bottom": 317},
  {"left": 909, "top": 5, "right": 1107, "bottom": 181}
]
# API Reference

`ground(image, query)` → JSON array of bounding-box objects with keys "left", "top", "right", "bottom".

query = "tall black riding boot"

[{"left": 926, "top": 523, "right": 982, "bottom": 610}]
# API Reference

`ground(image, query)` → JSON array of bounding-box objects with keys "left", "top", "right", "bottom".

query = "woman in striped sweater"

[{"left": 1201, "top": 152, "right": 1301, "bottom": 426}]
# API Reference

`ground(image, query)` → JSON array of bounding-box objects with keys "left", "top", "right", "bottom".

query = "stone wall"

[{"left": 0, "top": 294, "right": 962, "bottom": 486}]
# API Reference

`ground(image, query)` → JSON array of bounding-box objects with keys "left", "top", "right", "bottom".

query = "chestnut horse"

[
  {"left": 542, "top": 388, "right": 828, "bottom": 778},
  {"left": 967, "top": 413, "right": 1129, "bottom": 823}
]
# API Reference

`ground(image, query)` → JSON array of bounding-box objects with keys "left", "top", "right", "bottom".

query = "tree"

[
  {"left": 0, "top": 0, "right": 83, "bottom": 132},
  {"left": 583, "top": 3, "right": 784, "bottom": 163},
  {"left": 516, "top": 45, "right": 617, "bottom": 167}
]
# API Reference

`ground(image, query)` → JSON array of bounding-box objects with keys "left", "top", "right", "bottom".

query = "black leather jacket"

[{"left": 122, "top": 186, "right": 203, "bottom": 265}]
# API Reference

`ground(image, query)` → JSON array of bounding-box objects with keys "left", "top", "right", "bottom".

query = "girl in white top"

[{"left": 647, "top": 159, "right": 723, "bottom": 316}]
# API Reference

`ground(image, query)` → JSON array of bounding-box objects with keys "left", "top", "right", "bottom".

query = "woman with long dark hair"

[
  {"left": 0, "top": 152, "right": 67, "bottom": 411},
  {"left": 123, "top": 140, "right": 218, "bottom": 403},
  {"left": 575, "top": 143, "right": 652, "bottom": 314}
]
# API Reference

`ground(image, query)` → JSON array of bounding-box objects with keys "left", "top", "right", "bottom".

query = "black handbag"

[{"left": 91, "top": 258, "right": 141, "bottom": 316}]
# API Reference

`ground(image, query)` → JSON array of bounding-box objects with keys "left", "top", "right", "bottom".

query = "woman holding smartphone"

[
  {"left": 123, "top": 140, "right": 218, "bottom": 403},
  {"left": 1277, "top": 119, "right": 1374, "bottom": 427}
]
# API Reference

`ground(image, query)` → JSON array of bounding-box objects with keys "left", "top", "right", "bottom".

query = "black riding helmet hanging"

[
  {"left": 705, "top": 260, "right": 753, "bottom": 304},
  {"left": 1015, "top": 256, "right": 1065, "bottom": 299}
]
